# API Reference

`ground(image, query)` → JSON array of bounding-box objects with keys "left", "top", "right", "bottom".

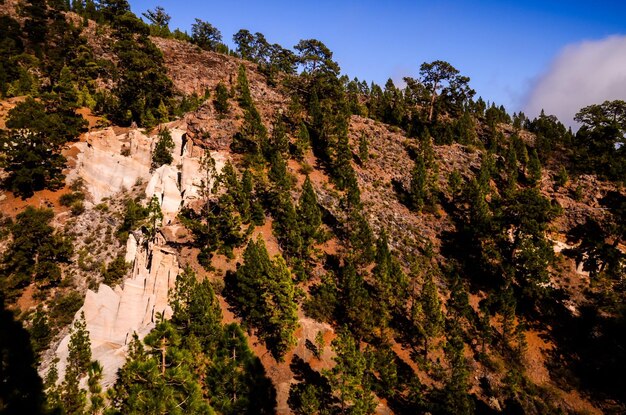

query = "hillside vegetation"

[{"left": 1, "top": 1, "right": 626, "bottom": 414}]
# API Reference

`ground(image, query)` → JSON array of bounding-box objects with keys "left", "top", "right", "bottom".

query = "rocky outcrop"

[
  {"left": 55, "top": 236, "right": 179, "bottom": 387},
  {"left": 70, "top": 128, "right": 152, "bottom": 202},
  {"left": 55, "top": 125, "right": 226, "bottom": 388}
]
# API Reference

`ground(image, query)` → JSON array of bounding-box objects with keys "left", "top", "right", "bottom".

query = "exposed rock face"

[
  {"left": 55, "top": 125, "right": 226, "bottom": 388},
  {"left": 56, "top": 237, "right": 179, "bottom": 387},
  {"left": 70, "top": 128, "right": 152, "bottom": 203}
]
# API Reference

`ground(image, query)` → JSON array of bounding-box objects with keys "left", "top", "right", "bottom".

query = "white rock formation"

[
  {"left": 69, "top": 128, "right": 153, "bottom": 203},
  {"left": 56, "top": 238, "right": 179, "bottom": 387},
  {"left": 55, "top": 125, "right": 227, "bottom": 388},
  {"left": 145, "top": 164, "right": 182, "bottom": 224}
]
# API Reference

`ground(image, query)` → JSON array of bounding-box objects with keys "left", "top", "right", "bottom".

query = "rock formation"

[{"left": 55, "top": 125, "right": 226, "bottom": 387}]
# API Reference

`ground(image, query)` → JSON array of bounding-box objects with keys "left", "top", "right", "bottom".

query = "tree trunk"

[
  {"left": 160, "top": 338, "right": 167, "bottom": 376},
  {"left": 428, "top": 92, "right": 437, "bottom": 123}
]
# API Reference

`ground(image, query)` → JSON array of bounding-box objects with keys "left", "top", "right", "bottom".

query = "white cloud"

[{"left": 524, "top": 35, "right": 626, "bottom": 127}]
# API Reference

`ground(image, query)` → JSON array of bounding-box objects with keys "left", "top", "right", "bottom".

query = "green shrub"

[{"left": 102, "top": 255, "right": 130, "bottom": 286}]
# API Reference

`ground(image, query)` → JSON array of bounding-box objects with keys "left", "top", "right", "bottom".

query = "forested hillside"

[{"left": 1, "top": 1, "right": 626, "bottom": 414}]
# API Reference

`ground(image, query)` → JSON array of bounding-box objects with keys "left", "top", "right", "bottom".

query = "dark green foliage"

[
  {"left": 110, "top": 19, "right": 174, "bottom": 126},
  {"left": 572, "top": 100, "right": 626, "bottom": 181},
  {"left": 332, "top": 130, "right": 356, "bottom": 190},
  {"left": 226, "top": 238, "right": 299, "bottom": 361},
  {"left": 527, "top": 148, "right": 542, "bottom": 185},
  {"left": 207, "top": 323, "right": 276, "bottom": 414},
  {"left": 60, "top": 312, "right": 91, "bottom": 415},
  {"left": 2, "top": 96, "right": 87, "bottom": 197},
  {"left": 151, "top": 128, "right": 175, "bottom": 169},
  {"left": 191, "top": 18, "right": 223, "bottom": 51},
  {"left": 409, "top": 131, "right": 438, "bottom": 211},
  {"left": 117, "top": 198, "right": 148, "bottom": 241},
  {"left": 526, "top": 110, "right": 571, "bottom": 163},
  {"left": 410, "top": 153, "right": 429, "bottom": 210},
  {"left": 272, "top": 191, "right": 303, "bottom": 259},
  {"left": 267, "top": 115, "right": 289, "bottom": 158},
  {"left": 110, "top": 267, "right": 276, "bottom": 414},
  {"left": 295, "top": 39, "right": 340, "bottom": 75},
  {"left": 323, "top": 329, "right": 377, "bottom": 414},
  {"left": 338, "top": 261, "right": 378, "bottom": 342},
  {"left": 304, "top": 275, "right": 338, "bottom": 323},
  {"left": 345, "top": 210, "right": 375, "bottom": 266},
  {"left": 268, "top": 151, "right": 292, "bottom": 191},
  {"left": 0, "top": 294, "right": 47, "bottom": 415},
  {"left": 142, "top": 6, "right": 171, "bottom": 37},
  {"left": 554, "top": 165, "right": 569, "bottom": 188},
  {"left": 180, "top": 161, "right": 250, "bottom": 266},
  {"left": 102, "top": 255, "right": 129, "bottom": 286},
  {"left": 372, "top": 231, "right": 408, "bottom": 324},
  {"left": 233, "top": 30, "right": 296, "bottom": 81},
  {"left": 412, "top": 268, "right": 444, "bottom": 359},
  {"left": 67, "top": 312, "right": 92, "bottom": 376},
  {"left": 358, "top": 134, "right": 369, "bottom": 162},
  {"left": 1, "top": 207, "right": 72, "bottom": 299},
  {"left": 233, "top": 29, "right": 256, "bottom": 60},
  {"left": 213, "top": 82, "right": 230, "bottom": 114},
  {"left": 440, "top": 318, "right": 473, "bottom": 415},
  {"left": 30, "top": 307, "right": 52, "bottom": 358},
  {"left": 108, "top": 326, "right": 213, "bottom": 415},
  {"left": 59, "top": 191, "right": 85, "bottom": 207},
  {"left": 48, "top": 291, "right": 84, "bottom": 330},
  {"left": 297, "top": 177, "right": 322, "bottom": 257},
  {"left": 232, "top": 65, "right": 267, "bottom": 161},
  {"left": 504, "top": 140, "right": 519, "bottom": 191},
  {"left": 293, "top": 122, "right": 311, "bottom": 159},
  {"left": 448, "top": 170, "right": 462, "bottom": 199},
  {"left": 402, "top": 60, "right": 474, "bottom": 124}
]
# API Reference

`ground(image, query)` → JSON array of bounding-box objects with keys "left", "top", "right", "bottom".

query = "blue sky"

[{"left": 129, "top": 0, "right": 626, "bottom": 117}]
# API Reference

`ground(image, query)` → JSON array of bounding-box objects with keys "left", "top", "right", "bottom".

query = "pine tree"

[
  {"left": 339, "top": 261, "right": 377, "bottom": 342},
  {"left": 346, "top": 211, "right": 375, "bottom": 265},
  {"left": 214, "top": 81, "right": 230, "bottom": 115},
  {"left": 264, "top": 256, "right": 299, "bottom": 360},
  {"left": 527, "top": 148, "right": 542, "bottom": 185},
  {"left": 87, "top": 361, "right": 104, "bottom": 414},
  {"left": 297, "top": 176, "right": 322, "bottom": 256},
  {"left": 499, "top": 284, "right": 517, "bottom": 353},
  {"left": 145, "top": 195, "right": 163, "bottom": 241},
  {"left": 68, "top": 312, "right": 92, "bottom": 375},
  {"left": 505, "top": 142, "right": 518, "bottom": 191},
  {"left": 267, "top": 115, "right": 289, "bottom": 158},
  {"left": 45, "top": 359, "right": 62, "bottom": 411},
  {"left": 410, "top": 153, "right": 428, "bottom": 210},
  {"left": 240, "top": 169, "right": 254, "bottom": 223},
  {"left": 199, "top": 150, "right": 217, "bottom": 211},
  {"left": 358, "top": 134, "right": 369, "bottom": 162},
  {"left": 324, "top": 329, "right": 376, "bottom": 415},
  {"left": 418, "top": 270, "right": 444, "bottom": 359},
  {"left": 156, "top": 99, "right": 168, "bottom": 123},
  {"left": 151, "top": 128, "right": 174, "bottom": 169},
  {"left": 269, "top": 151, "right": 292, "bottom": 191},
  {"left": 294, "top": 122, "right": 311, "bottom": 160},
  {"left": 334, "top": 130, "right": 355, "bottom": 190},
  {"left": 61, "top": 312, "right": 92, "bottom": 415},
  {"left": 372, "top": 231, "right": 407, "bottom": 326},
  {"left": 236, "top": 64, "right": 252, "bottom": 108},
  {"left": 273, "top": 191, "right": 303, "bottom": 259},
  {"left": 30, "top": 307, "right": 52, "bottom": 356},
  {"left": 54, "top": 65, "right": 79, "bottom": 106},
  {"left": 442, "top": 318, "right": 473, "bottom": 415},
  {"left": 229, "top": 238, "right": 299, "bottom": 360}
]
